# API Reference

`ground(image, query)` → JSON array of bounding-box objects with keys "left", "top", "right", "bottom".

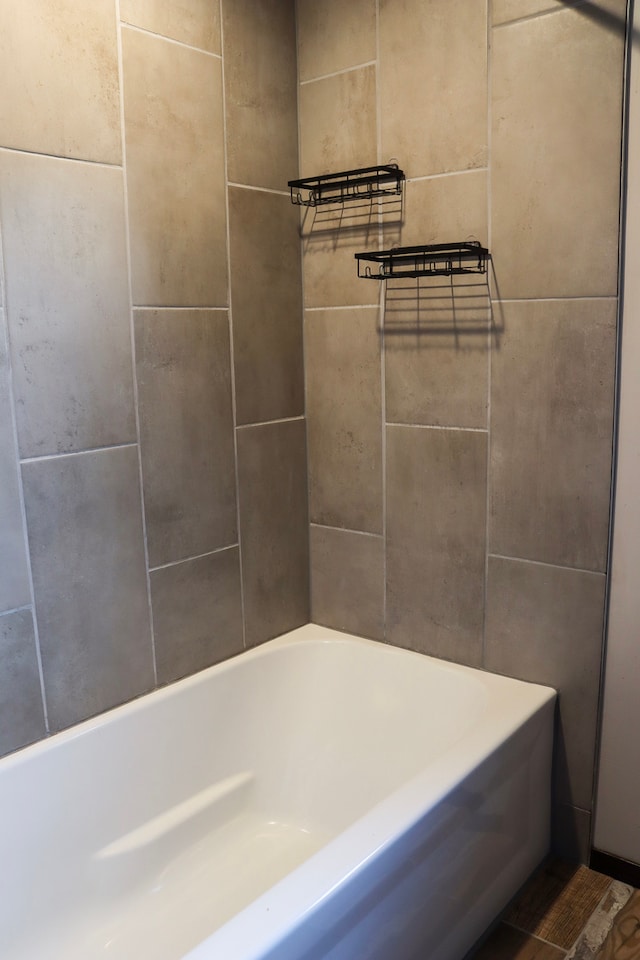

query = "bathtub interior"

[
  {"left": 247, "top": 703, "right": 553, "bottom": 960},
  {"left": 0, "top": 626, "right": 553, "bottom": 960}
]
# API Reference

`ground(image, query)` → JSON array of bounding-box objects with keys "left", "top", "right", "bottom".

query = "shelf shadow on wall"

[
  {"left": 298, "top": 191, "right": 404, "bottom": 305},
  {"left": 299, "top": 191, "right": 404, "bottom": 244},
  {"left": 560, "top": 0, "right": 636, "bottom": 45},
  {"left": 380, "top": 262, "right": 504, "bottom": 352}
]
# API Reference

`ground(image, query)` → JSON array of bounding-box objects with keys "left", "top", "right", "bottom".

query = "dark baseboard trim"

[{"left": 591, "top": 848, "right": 640, "bottom": 887}]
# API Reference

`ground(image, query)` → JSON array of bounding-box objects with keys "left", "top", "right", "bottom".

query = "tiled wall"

[
  {"left": 0, "top": 0, "right": 308, "bottom": 753},
  {"left": 299, "top": 0, "right": 626, "bottom": 861},
  {"left": 0, "top": 0, "right": 626, "bottom": 866}
]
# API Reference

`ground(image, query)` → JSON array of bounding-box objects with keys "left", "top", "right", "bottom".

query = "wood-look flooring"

[{"left": 470, "top": 860, "right": 640, "bottom": 960}]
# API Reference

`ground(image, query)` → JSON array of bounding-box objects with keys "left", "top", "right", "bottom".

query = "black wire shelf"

[
  {"left": 355, "top": 241, "right": 490, "bottom": 280},
  {"left": 288, "top": 164, "right": 405, "bottom": 207}
]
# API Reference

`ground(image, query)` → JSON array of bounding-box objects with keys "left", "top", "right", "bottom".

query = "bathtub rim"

[{"left": 0, "top": 621, "right": 555, "bottom": 773}]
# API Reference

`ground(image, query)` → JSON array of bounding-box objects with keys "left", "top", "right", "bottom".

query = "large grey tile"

[
  {"left": 384, "top": 171, "right": 489, "bottom": 250},
  {"left": 0, "top": 0, "right": 121, "bottom": 163},
  {"left": 485, "top": 556, "right": 605, "bottom": 810},
  {"left": 0, "top": 609, "right": 45, "bottom": 757},
  {"left": 386, "top": 425, "right": 487, "bottom": 666},
  {"left": 223, "top": 0, "right": 297, "bottom": 190},
  {"left": 493, "top": 0, "right": 564, "bottom": 23},
  {"left": 490, "top": 299, "right": 616, "bottom": 571},
  {"left": 306, "top": 307, "right": 382, "bottom": 532},
  {"left": 229, "top": 189, "right": 304, "bottom": 424},
  {"left": 552, "top": 803, "right": 592, "bottom": 866},
  {"left": 297, "top": 61, "right": 379, "bottom": 311},
  {"left": 0, "top": 153, "right": 135, "bottom": 458},
  {"left": 384, "top": 293, "right": 490, "bottom": 428},
  {"left": 310, "top": 526, "right": 384, "bottom": 640},
  {"left": 0, "top": 316, "right": 30, "bottom": 613},
  {"left": 120, "top": 0, "right": 220, "bottom": 53},
  {"left": 384, "top": 172, "right": 490, "bottom": 428},
  {"left": 301, "top": 203, "right": 380, "bottom": 309},
  {"left": 135, "top": 309, "right": 237, "bottom": 567},
  {"left": 299, "top": 66, "right": 377, "bottom": 176},
  {"left": 491, "top": 8, "right": 624, "bottom": 299},
  {"left": 151, "top": 548, "right": 243, "bottom": 685},
  {"left": 237, "top": 420, "right": 309, "bottom": 646},
  {"left": 379, "top": 0, "right": 488, "bottom": 178},
  {"left": 123, "top": 27, "right": 227, "bottom": 307},
  {"left": 297, "top": 0, "right": 376, "bottom": 82},
  {"left": 22, "top": 447, "right": 154, "bottom": 732}
]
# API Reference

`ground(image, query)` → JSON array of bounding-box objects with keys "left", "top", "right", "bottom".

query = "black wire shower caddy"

[
  {"left": 355, "top": 241, "right": 490, "bottom": 280},
  {"left": 288, "top": 164, "right": 405, "bottom": 207}
]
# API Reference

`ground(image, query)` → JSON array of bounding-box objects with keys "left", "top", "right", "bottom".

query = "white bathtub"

[{"left": 0, "top": 624, "right": 555, "bottom": 960}]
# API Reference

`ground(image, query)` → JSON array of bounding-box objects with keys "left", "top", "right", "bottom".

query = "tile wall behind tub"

[
  {"left": 0, "top": 0, "right": 306, "bottom": 755},
  {"left": 298, "top": 0, "right": 626, "bottom": 862},
  {"left": 0, "top": 0, "right": 625, "bottom": 865}
]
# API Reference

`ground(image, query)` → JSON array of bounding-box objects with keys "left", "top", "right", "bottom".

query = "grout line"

[
  {"left": 299, "top": 60, "right": 377, "bottom": 86},
  {"left": 379, "top": 283, "right": 388, "bottom": 640},
  {"left": 295, "top": 0, "right": 315, "bottom": 622},
  {"left": 227, "top": 181, "right": 289, "bottom": 198},
  {"left": 375, "top": 0, "right": 383, "bottom": 172},
  {"left": 115, "top": 0, "right": 158, "bottom": 687},
  {"left": 386, "top": 422, "right": 489, "bottom": 434},
  {"left": 132, "top": 305, "right": 228, "bottom": 312},
  {"left": 502, "top": 920, "right": 569, "bottom": 953},
  {"left": 219, "top": 0, "right": 247, "bottom": 651},
  {"left": 407, "top": 167, "right": 489, "bottom": 184},
  {"left": 489, "top": 552, "right": 606, "bottom": 578},
  {"left": 310, "top": 522, "right": 383, "bottom": 540},
  {"left": 120, "top": 21, "right": 222, "bottom": 59},
  {"left": 149, "top": 544, "right": 239, "bottom": 573},
  {"left": 305, "top": 303, "right": 380, "bottom": 312},
  {"left": 19, "top": 441, "right": 138, "bottom": 465},
  {"left": 487, "top": 0, "right": 493, "bottom": 310},
  {"left": 0, "top": 208, "right": 50, "bottom": 733},
  {"left": 236, "top": 415, "right": 305, "bottom": 430},
  {"left": 0, "top": 604, "right": 33, "bottom": 620},
  {"left": 482, "top": 0, "right": 493, "bottom": 668},
  {"left": 492, "top": 0, "right": 586, "bottom": 29},
  {"left": 0, "top": 144, "right": 122, "bottom": 170}
]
